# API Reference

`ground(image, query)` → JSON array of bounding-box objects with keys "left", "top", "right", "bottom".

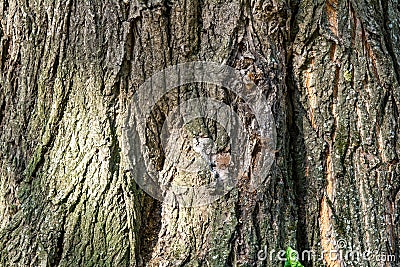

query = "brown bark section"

[{"left": 0, "top": 0, "right": 398, "bottom": 266}]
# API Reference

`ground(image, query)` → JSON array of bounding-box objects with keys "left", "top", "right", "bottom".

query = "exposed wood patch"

[
  {"left": 350, "top": 3, "right": 358, "bottom": 46},
  {"left": 215, "top": 153, "right": 231, "bottom": 170},
  {"left": 320, "top": 152, "right": 341, "bottom": 267},
  {"left": 329, "top": 43, "right": 337, "bottom": 61},
  {"left": 326, "top": 0, "right": 339, "bottom": 36}
]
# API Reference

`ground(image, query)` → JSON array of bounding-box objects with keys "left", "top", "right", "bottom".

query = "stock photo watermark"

[
  {"left": 122, "top": 61, "right": 276, "bottom": 207},
  {"left": 257, "top": 239, "right": 396, "bottom": 264}
]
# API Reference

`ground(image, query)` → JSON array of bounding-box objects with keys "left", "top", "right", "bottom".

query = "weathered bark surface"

[
  {"left": 291, "top": 0, "right": 400, "bottom": 266},
  {"left": 0, "top": 0, "right": 398, "bottom": 266}
]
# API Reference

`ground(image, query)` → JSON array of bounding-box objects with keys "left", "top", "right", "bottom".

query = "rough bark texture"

[{"left": 0, "top": 0, "right": 399, "bottom": 266}]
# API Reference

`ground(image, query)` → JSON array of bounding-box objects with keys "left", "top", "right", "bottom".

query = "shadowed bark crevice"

[{"left": 138, "top": 196, "right": 162, "bottom": 265}]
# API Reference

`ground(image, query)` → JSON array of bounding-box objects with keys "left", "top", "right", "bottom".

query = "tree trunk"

[{"left": 0, "top": 0, "right": 398, "bottom": 266}]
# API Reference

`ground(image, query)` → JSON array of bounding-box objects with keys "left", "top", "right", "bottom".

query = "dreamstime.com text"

[{"left": 257, "top": 239, "right": 396, "bottom": 264}]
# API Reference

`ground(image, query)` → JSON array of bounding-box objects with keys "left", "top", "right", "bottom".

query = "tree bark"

[{"left": 0, "top": 0, "right": 398, "bottom": 266}]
